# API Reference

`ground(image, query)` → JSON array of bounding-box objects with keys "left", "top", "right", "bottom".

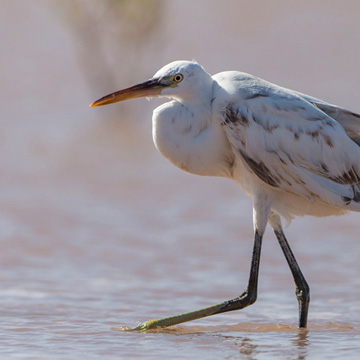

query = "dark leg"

[
  {"left": 213, "top": 229, "right": 263, "bottom": 315},
  {"left": 118, "top": 229, "right": 264, "bottom": 331},
  {"left": 270, "top": 215, "right": 310, "bottom": 328}
]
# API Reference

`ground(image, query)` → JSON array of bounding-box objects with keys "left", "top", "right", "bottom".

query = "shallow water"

[
  {"left": 0, "top": 135, "right": 359, "bottom": 359},
  {"left": 2, "top": 1, "right": 360, "bottom": 359}
]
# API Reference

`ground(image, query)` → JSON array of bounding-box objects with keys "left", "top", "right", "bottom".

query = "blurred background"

[{"left": 1, "top": 1, "right": 360, "bottom": 358}]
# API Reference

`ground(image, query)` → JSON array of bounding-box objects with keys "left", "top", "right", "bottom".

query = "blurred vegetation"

[
  {"left": 42, "top": 0, "right": 165, "bottom": 146},
  {"left": 47, "top": 0, "right": 163, "bottom": 89}
]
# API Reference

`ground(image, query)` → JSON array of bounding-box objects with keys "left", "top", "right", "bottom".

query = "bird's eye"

[{"left": 174, "top": 74, "right": 183, "bottom": 83}]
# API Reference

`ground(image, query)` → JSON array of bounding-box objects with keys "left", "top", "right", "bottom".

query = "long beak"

[{"left": 90, "top": 79, "right": 165, "bottom": 107}]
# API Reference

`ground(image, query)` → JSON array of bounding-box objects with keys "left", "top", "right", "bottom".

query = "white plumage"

[
  {"left": 152, "top": 62, "right": 360, "bottom": 223},
  {"left": 91, "top": 60, "right": 360, "bottom": 330}
]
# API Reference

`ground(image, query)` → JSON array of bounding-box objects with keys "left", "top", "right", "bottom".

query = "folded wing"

[{"left": 217, "top": 76, "right": 360, "bottom": 210}]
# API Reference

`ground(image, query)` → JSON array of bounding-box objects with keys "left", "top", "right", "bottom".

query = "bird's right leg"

[
  {"left": 268, "top": 213, "right": 310, "bottom": 328},
  {"left": 116, "top": 228, "right": 264, "bottom": 331},
  {"left": 115, "top": 191, "right": 271, "bottom": 331}
]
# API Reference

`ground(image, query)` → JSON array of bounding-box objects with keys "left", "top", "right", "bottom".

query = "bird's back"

[{"left": 212, "top": 71, "right": 360, "bottom": 220}]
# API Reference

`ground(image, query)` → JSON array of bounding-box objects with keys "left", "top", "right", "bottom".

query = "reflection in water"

[
  {"left": 124, "top": 321, "right": 360, "bottom": 360},
  {"left": 291, "top": 329, "right": 309, "bottom": 360},
  {"left": 238, "top": 337, "right": 258, "bottom": 359}
]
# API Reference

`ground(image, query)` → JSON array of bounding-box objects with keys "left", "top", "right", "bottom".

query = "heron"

[{"left": 90, "top": 60, "right": 360, "bottom": 331}]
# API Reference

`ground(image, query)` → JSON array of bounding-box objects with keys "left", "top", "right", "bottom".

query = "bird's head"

[{"left": 90, "top": 60, "right": 212, "bottom": 107}]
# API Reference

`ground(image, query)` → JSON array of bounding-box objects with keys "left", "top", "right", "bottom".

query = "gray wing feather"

[
  {"left": 295, "top": 91, "right": 360, "bottom": 145},
  {"left": 217, "top": 77, "right": 360, "bottom": 208}
]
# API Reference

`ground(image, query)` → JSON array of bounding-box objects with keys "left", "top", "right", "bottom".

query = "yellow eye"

[{"left": 174, "top": 74, "right": 183, "bottom": 83}]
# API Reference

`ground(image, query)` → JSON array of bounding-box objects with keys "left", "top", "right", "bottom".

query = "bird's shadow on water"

[
  {"left": 116, "top": 321, "right": 360, "bottom": 359},
  {"left": 117, "top": 320, "right": 359, "bottom": 334},
  {"left": 171, "top": 323, "right": 311, "bottom": 359},
  {"left": 116, "top": 322, "right": 311, "bottom": 359}
]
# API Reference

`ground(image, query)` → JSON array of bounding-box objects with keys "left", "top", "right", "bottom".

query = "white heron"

[{"left": 91, "top": 60, "right": 360, "bottom": 331}]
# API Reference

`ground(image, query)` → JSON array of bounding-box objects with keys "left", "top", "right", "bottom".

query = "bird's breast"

[{"left": 152, "top": 101, "right": 234, "bottom": 178}]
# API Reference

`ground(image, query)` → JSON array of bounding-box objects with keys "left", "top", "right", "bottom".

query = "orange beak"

[{"left": 90, "top": 79, "right": 165, "bottom": 107}]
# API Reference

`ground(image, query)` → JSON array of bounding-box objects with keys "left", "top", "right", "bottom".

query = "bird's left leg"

[
  {"left": 268, "top": 213, "right": 310, "bottom": 328},
  {"left": 116, "top": 191, "right": 271, "bottom": 332}
]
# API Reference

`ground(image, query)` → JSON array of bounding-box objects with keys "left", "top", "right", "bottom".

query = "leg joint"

[
  {"left": 296, "top": 283, "right": 310, "bottom": 303},
  {"left": 247, "top": 292, "right": 257, "bottom": 306},
  {"left": 240, "top": 288, "right": 257, "bottom": 306}
]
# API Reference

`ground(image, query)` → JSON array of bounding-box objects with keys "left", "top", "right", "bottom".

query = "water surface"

[{"left": 1, "top": 1, "right": 360, "bottom": 359}]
